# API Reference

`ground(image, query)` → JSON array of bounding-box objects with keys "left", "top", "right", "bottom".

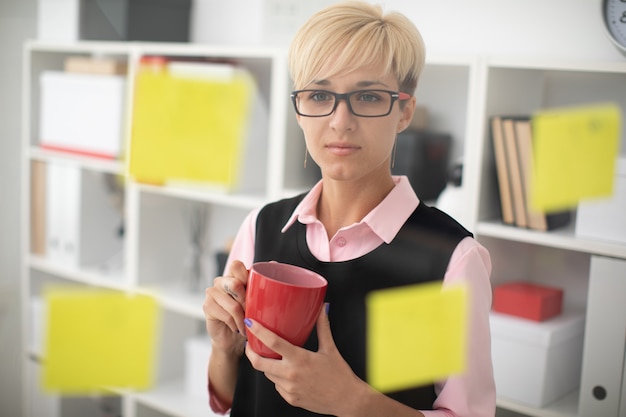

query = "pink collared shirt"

[{"left": 210, "top": 176, "right": 496, "bottom": 417}]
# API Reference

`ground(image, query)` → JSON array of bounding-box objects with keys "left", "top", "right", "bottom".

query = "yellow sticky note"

[
  {"left": 129, "top": 66, "right": 254, "bottom": 188},
  {"left": 366, "top": 282, "right": 467, "bottom": 393},
  {"left": 43, "top": 288, "right": 159, "bottom": 394},
  {"left": 531, "top": 103, "right": 621, "bottom": 212}
]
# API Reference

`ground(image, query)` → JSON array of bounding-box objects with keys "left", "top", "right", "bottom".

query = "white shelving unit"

[
  {"left": 20, "top": 41, "right": 626, "bottom": 417},
  {"left": 473, "top": 58, "right": 626, "bottom": 417},
  {"left": 20, "top": 40, "right": 297, "bottom": 417}
]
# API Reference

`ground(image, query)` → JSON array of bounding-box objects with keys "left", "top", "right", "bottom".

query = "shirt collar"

[
  {"left": 281, "top": 180, "right": 324, "bottom": 232},
  {"left": 281, "top": 176, "right": 419, "bottom": 243}
]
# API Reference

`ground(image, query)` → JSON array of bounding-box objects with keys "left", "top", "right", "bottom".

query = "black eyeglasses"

[{"left": 290, "top": 89, "right": 411, "bottom": 117}]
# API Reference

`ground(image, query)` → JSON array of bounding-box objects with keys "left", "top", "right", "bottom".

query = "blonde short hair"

[{"left": 288, "top": 1, "right": 426, "bottom": 94}]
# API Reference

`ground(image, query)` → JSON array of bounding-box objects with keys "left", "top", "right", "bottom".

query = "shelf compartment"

[
  {"left": 135, "top": 191, "right": 249, "bottom": 292},
  {"left": 127, "top": 48, "right": 290, "bottom": 200},
  {"left": 25, "top": 43, "right": 130, "bottom": 151},
  {"left": 477, "top": 62, "right": 626, "bottom": 226},
  {"left": 29, "top": 161, "right": 125, "bottom": 272},
  {"left": 478, "top": 236, "right": 590, "bottom": 310}
]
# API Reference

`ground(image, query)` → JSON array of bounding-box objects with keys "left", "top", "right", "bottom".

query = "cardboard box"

[
  {"left": 576, "top": 157, "right": 626, "bottom": 245},
  {"left": 490, "top": 311, "right": 585, "bottom": 407},
  {"left": 185, "top": 336, "right": 212, "bottom": 399},
  {"left": 40, "top": 71, "right": 125, "bottom": 159},
  {"left": 493, "top": 281, "right": 563, "bottom": 321}
]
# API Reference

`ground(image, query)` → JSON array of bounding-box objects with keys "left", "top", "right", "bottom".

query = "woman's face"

[{"left": 296, "top": 62, "right": 415, "bottom": 184}]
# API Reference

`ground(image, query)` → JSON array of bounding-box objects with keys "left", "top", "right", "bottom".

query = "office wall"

[
  {"left": 191, "top": 0, "right": 626, "bottom": 62},
  {"left": 0, "top": 1, "right": 37, "bottom": 416},
  {"left": 389, "top": 0, "right": 624, "bottom": 62},
  {"left": 1, "top": 1, "right": 624, "bottom": 416}
]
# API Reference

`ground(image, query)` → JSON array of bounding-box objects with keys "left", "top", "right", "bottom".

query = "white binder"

[
  {"left": 45, "top": 161, "right": 123, "bottom": 269},
  {"left": 579, "top": 256, "right": 626, "bottom": 417},
  {"left": 45, "top": 161, "right": 80, "bottom": 266}
]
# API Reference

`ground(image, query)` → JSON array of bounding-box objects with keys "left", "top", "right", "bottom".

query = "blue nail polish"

[
  {"left": 244, "top": 318, "right": 252, "bottom": 328},
  {"left": 325, "top": 302, "right": 330, "bottom": 315}
]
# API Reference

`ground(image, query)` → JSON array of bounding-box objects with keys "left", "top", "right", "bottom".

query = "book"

[
  {"left": 64, "top": 56, "right": 128, "bottom": 75},
  {"left": 502, "top": 118, "right": 528, "bottom": 228},
  {"left": 514, "top": 118, "right": 545, "bottom": 230},
  {"left": 513, "top": 118, "right": 571, "bottom": 231},
  {"left": 490, "top": 117, "right": 514, "bottom": 225},
  {"left": 30, "top": 160, "right": 47, "bottom": 256}
]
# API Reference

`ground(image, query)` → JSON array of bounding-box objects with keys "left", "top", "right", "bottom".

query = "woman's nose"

[{"left": 329, "top": 98, "right": 356, "bottom": 130}]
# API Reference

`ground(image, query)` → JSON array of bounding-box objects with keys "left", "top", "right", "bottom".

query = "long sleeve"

[
  {"left": 208, "top": 209, "right": 259, "bottom": 415},
  {"left": 421, "top": 237, "right": 496, "bottom": 417}
]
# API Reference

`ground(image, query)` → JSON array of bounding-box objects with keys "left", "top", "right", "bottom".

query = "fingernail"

[
  {"left": 325, "top": 302, "right": 330, "bottom": 315},
  {"left": 244, "top": 318, "right": 253, "bottom": 328}
]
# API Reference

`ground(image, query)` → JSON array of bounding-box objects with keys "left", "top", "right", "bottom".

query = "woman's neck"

[{"left": 317, "top": 174, "right": 395, "bottom": 239}]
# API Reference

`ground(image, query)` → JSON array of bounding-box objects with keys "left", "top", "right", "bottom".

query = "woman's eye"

[
  {"left": 357, "top": 92, "right": 381, "bottom": 102},
  {"left": 310, "top": 92, "right": 331, "bottom": 102}
]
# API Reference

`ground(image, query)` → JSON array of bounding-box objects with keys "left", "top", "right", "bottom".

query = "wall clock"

[{"left": 602, "top": 0, "right": 626, "bottom": 55}]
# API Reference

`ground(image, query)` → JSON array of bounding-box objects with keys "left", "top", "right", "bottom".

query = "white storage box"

[
  {"left": 490, "top": 310, "right": 585, "bottom": 407},
  {"left": 39, "top": 71, "right": 125, "bottom": 159},
  {"left": 37, "top": 0, "right": 80, "bottom": 41},
  {"left": 185, "top": 335, "right": 212, "bottom": 399},
  {"left": 576, "top": 157, "right": 626, "bottom": 244}
]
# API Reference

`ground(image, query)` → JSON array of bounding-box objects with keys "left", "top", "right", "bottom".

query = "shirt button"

[{"left": 336, "top": 237, "right": 347, "bottom": 247}]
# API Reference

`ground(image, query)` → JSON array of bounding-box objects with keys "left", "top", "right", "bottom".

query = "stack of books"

[{"left": 490, "top": 116, "right": 571, "bottom": 231}]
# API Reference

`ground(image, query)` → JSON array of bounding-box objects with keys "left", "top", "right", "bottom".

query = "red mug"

[{"left": 245, "top": 262, "right": 327, "bottom": 359}]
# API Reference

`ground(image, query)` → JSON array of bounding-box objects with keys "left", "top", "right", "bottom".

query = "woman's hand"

[
  {"left": 244, "top": 304, "right": 368, "bottom": 416},
  {"left": 203, "top": 260, "right": 249, "bottom": 353}
]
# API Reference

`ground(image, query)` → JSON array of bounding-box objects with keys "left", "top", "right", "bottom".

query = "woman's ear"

[{"left": 397, "top": 96, "right": 416, "bottom": 133}]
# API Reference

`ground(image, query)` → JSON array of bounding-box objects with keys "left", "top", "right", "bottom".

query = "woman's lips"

[{"left": 325, "top": 143, "right": 360, "bottom": 156}]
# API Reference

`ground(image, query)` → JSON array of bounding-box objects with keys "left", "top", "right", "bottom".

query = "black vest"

[{"left": 230, "top": 194, "right": 472, "bottom": 417}]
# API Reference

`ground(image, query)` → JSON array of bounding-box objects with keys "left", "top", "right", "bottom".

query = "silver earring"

[
  {"left": 391, "top": 138, "right": 398, "bottom": 169},
  {"left": 304, "top": 148, "right": 308, "bottom": 169}
]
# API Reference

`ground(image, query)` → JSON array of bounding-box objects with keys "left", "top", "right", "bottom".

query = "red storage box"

[{"left": 493, "top": 281, "right": 563, "bottom": 321}]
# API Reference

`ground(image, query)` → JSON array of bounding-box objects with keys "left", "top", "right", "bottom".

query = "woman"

[{"left": 202, "top": 2, "right": 495, "bottom": 416}]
